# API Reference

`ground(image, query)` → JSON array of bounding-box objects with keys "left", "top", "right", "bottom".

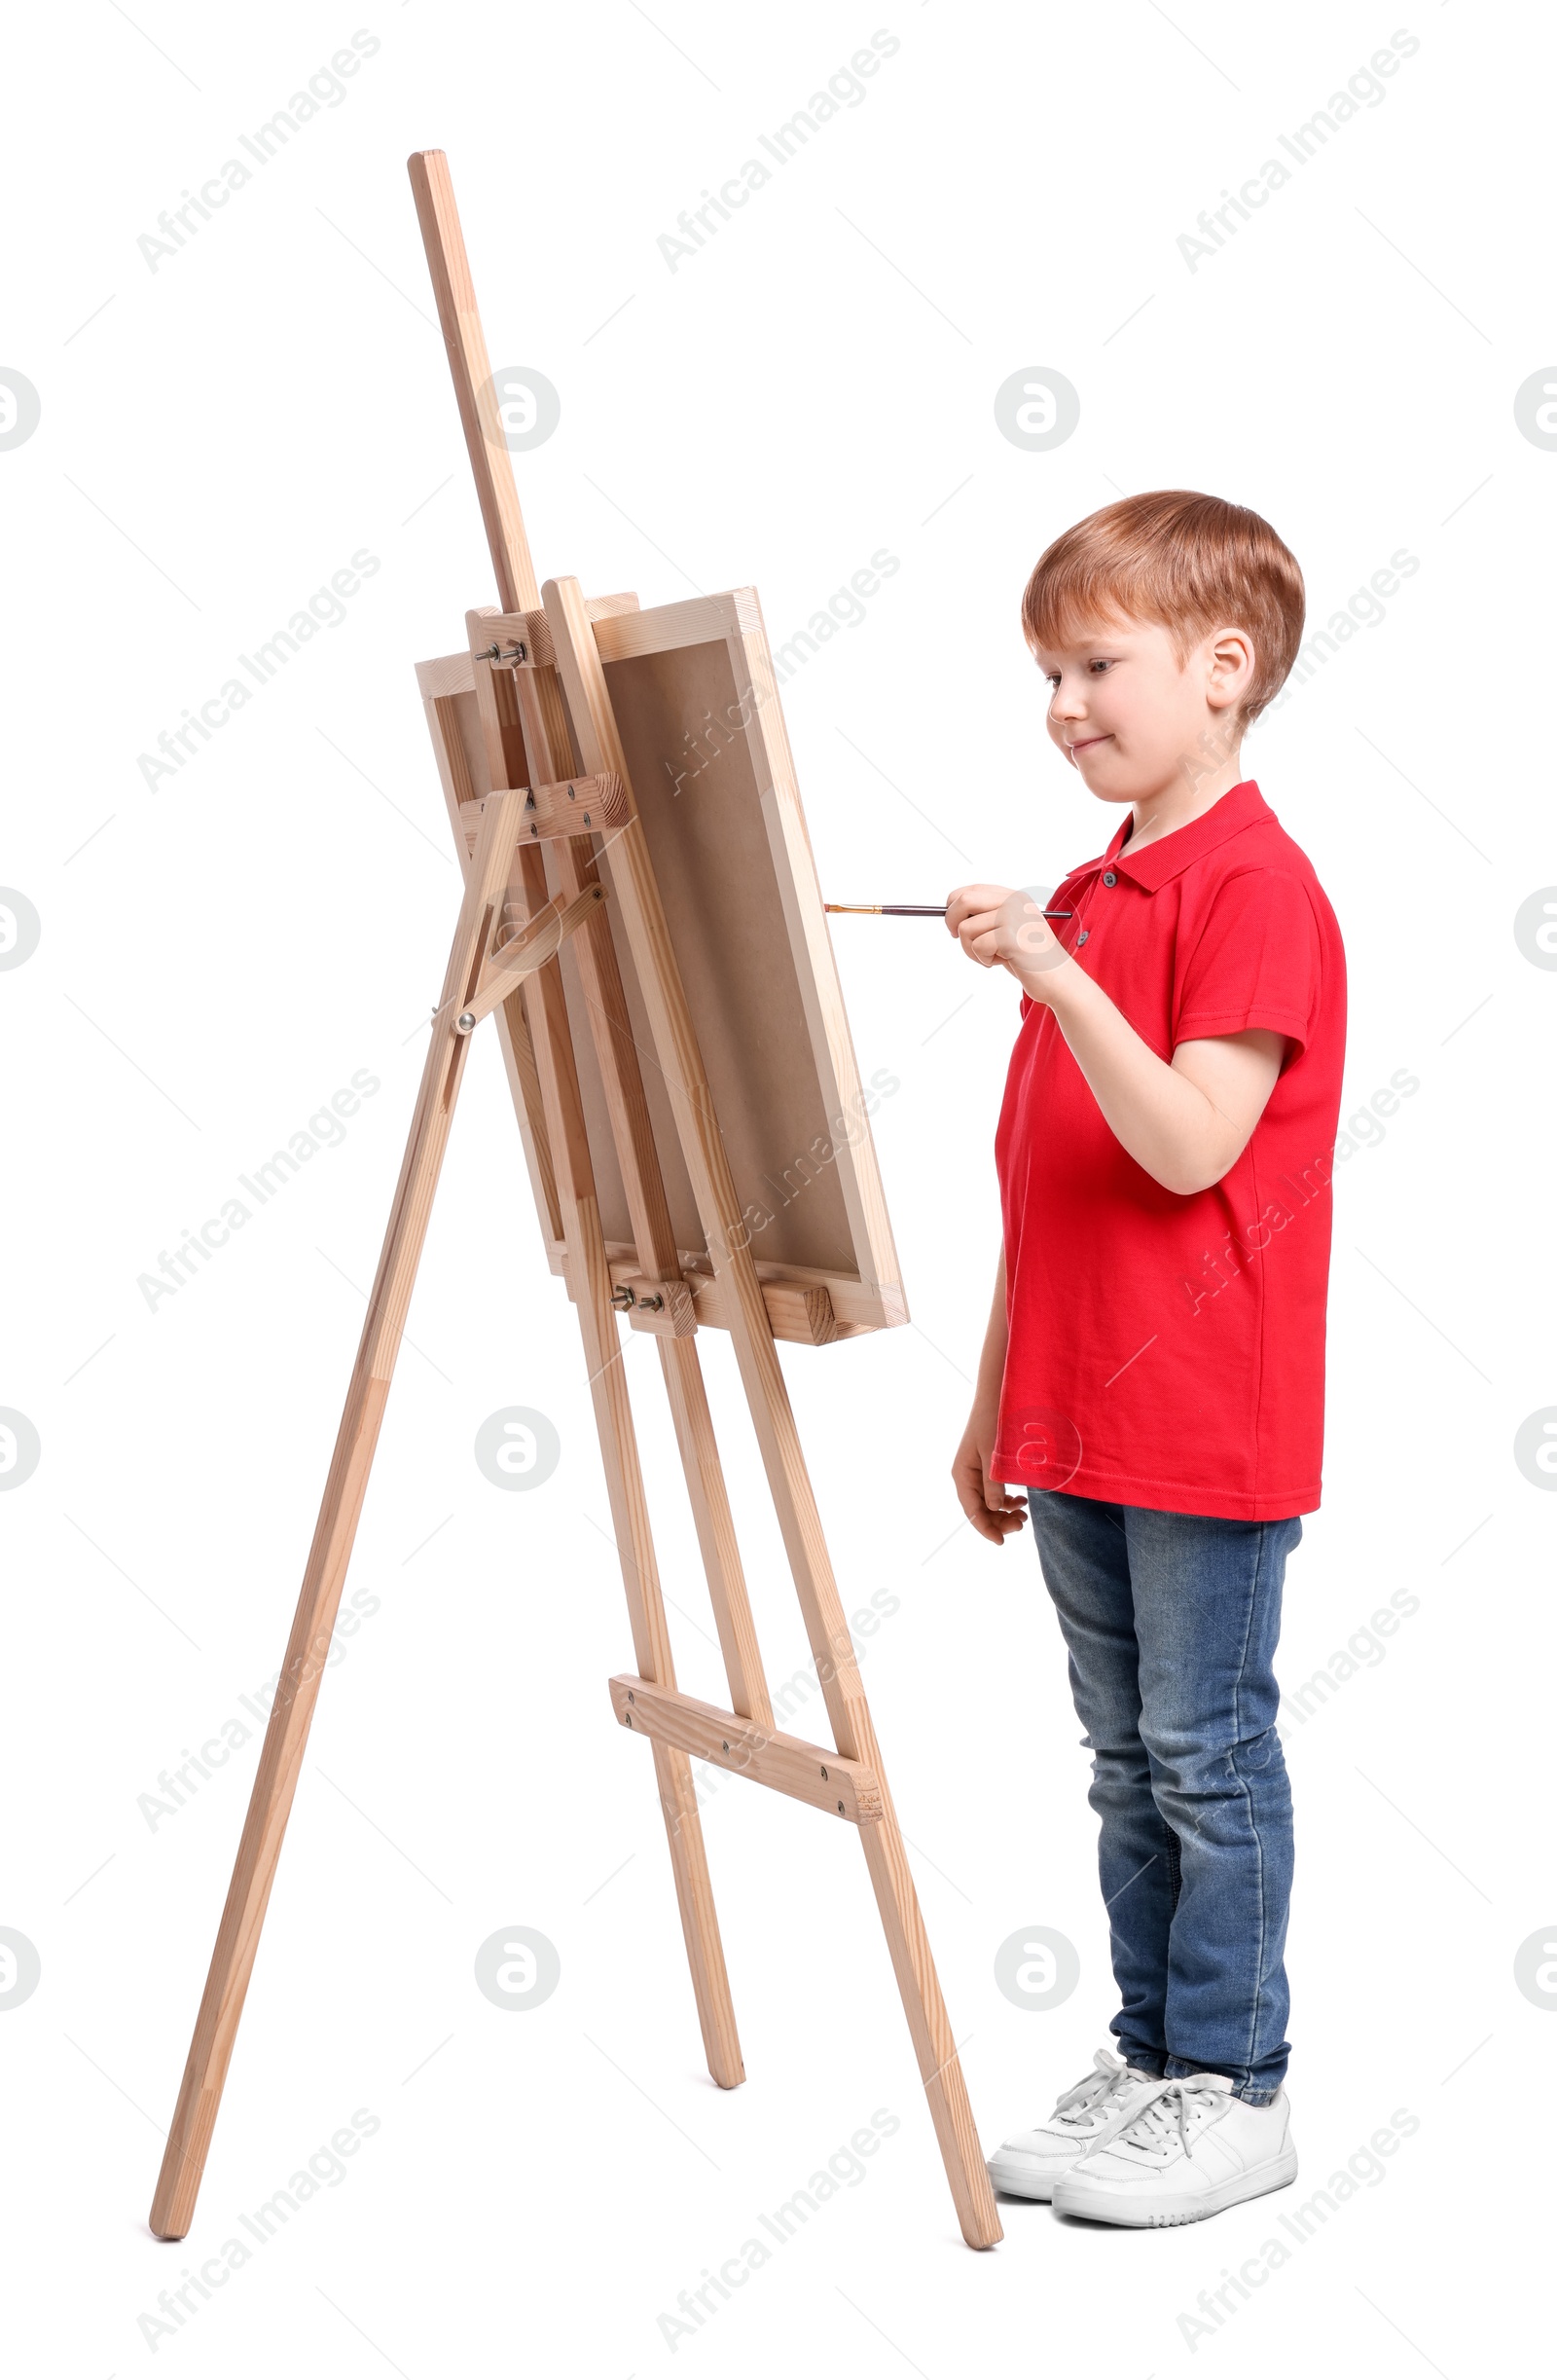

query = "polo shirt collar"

[{"left": 1092, "top": 780, "right": 1275, "bottom": 892}]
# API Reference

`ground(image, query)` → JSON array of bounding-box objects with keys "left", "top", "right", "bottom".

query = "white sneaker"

[
  {"left": 1052, "top": 2073, "right": 1298, "bottom": 2227},
  {"left": 986, "top": 2046, "right": 1164, "bottom": 2201}
]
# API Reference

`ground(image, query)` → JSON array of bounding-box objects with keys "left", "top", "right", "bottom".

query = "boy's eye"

[{"left": 1043, "top": 658, "right": 1116, "bottom": 688}]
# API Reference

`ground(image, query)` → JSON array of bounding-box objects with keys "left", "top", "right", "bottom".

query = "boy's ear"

[{"left": 1205, "top": 624, "right": 1256, "bottom": 711}]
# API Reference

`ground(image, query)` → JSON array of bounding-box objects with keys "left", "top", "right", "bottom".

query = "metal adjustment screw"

[
  {"left": 610, "top": 1283, "right": 634, "bottom": 1311},
  {"left": 721, "top": 1739, "right": 730, "bottom": 1753},
  {"left": 819, "top": 1765, "right": 828, "bottom": 1779},
  {"left": 566, "top": 786, "right": 576, "bottom": 801},
  {"left": 624, "top": 1709, "right": 633, "bottom": 1726},
  {"left": 636, "top": 1293, "right": 665, "bottom": 1312},
  {"left": 837, "top": 1800, "right": 845, "bottom": 1813},
  {"left": 455, "top": 1010, "right": 477, "bottom": 1035},
  {"left": 628, "top": 1689, "right": 635, "bottom": 1702}
]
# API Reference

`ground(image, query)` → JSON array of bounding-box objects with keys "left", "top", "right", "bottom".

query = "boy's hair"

[{"left": 1020, "top": 490, "right": 1305, "bottom": 726}]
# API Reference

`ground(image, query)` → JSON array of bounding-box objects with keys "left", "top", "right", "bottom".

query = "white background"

[{"left": 2, "top": 2, "right": 1550, "bottom": 2371}]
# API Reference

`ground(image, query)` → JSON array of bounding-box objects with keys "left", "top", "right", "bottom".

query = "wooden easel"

[{"left": 148, "top": 151, "right": 1000, "bottom": 2253}]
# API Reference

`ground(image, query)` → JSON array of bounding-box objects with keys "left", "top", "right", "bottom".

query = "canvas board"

[{"left": 416, "top": 588, "right": 905, "bottom": 1336}]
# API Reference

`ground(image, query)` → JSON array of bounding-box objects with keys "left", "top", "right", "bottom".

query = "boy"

[{"left": 947, "top": 490, "right": 1345, "bottom": 2227}]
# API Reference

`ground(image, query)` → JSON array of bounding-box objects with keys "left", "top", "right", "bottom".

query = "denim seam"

[{"left": 1234, "top": 1522, "right": 1266, "bottom": 2079}]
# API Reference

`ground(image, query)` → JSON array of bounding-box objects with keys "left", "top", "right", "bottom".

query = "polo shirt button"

[
  {"left": 1076, "top": 928, "right": 1090, "bottom": 944},
  {"left": 1103, "top": 870, "right": 1117, "bottom": 886}
]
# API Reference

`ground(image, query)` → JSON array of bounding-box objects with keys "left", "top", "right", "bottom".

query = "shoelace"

[
  {"left": 1050, "top": 2057, "right": 1129, "bottom": 2131},
  {"left": 1117, "top": 2079, "right": 1223, "bottom": 2160}
]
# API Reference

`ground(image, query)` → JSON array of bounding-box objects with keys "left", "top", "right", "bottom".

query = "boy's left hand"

[{"left": 946, "top": 884, "right": 1069, "bottom": 998}]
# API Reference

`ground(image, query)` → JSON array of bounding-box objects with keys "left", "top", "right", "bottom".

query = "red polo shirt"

[{"left": 992, "top": 780, "right": 1346, "bottom": 1521}]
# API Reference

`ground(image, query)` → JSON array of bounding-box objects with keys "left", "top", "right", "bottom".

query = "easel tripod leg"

[
  {"left": 652, "top": 1741, "right": 744, "bottom": 2087},
  {"left": 506, "top": 946, "right": 746, "bottom": 2094},
  {"left": 148, "top": 1373, "right": 390, "bottom": 2239},
  {"left": 566, "top": 1200, "right": 744, "bottom": 2092},
  {"left": 857, "top": 1797, "right": 1003, "bottom": 2249},
  {"left": 149, "top": 796, "right": 525, "bottom": 2240}
]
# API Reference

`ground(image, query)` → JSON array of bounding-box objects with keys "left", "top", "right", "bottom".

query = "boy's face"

[{"left": 1032, "top": 613, "right": 1249, "bottom": 805}]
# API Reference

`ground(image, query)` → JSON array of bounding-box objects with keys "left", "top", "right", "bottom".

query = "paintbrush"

[{"left": 824, "top": 901, "right": 1073, "bottom": 918}]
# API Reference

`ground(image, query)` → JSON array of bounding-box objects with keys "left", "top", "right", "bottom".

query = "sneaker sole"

[
  {"left": 985, "top": 2156, "right": 1062, "bottom": 2202},
  {"left": 1053, "top": 2146, "right": 1298, "bottom": 2228}
]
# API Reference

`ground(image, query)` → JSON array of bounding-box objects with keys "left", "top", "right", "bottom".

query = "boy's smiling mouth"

[{"left": 1068, "top": 734, "right": 1112, "bottom": 753}]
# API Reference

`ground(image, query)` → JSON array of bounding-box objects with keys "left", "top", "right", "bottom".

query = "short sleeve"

[{"left": 1173, "top": 869, "right": 1322, "bottom": 1057}]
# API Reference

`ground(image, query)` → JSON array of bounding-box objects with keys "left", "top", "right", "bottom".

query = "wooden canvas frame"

[
  {"left": 416, "top": 587, "right": 905, "bottom": 1344},
  {"left": 147, "top": 150, "right": 1000, "bottom": 2257}
]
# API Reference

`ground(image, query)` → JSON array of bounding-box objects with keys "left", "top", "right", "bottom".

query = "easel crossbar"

[
  {"left": 609, "top": 1675, "right": 884, "bottom": 1823},
  {"left": 456, "top": 769, "right": 627, "bottom": 845}
]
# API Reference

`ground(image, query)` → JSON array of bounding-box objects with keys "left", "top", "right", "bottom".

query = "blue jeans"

[{"left": 1027, "top": 1489, "right": 1301, "bottom": 2104}]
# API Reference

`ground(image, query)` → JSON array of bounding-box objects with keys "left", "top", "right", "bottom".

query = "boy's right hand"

[
  {"left": 952, "top": 1408, "right": 1029, "bottom": 1545},
  {"left": 946, "top": 884, "right": 1068, "bottom": 991}
]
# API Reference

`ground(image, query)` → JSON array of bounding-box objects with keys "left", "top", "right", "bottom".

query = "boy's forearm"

[
  {"left": 952, "top": 1249, "right": 1026, "bottom": 1539},
  {"left": 950, "top": 888, "right": 1271, "bottom": 1196},
  {"left": 1030, "top": 956, "right": 1240, "bottom": 1195}
]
